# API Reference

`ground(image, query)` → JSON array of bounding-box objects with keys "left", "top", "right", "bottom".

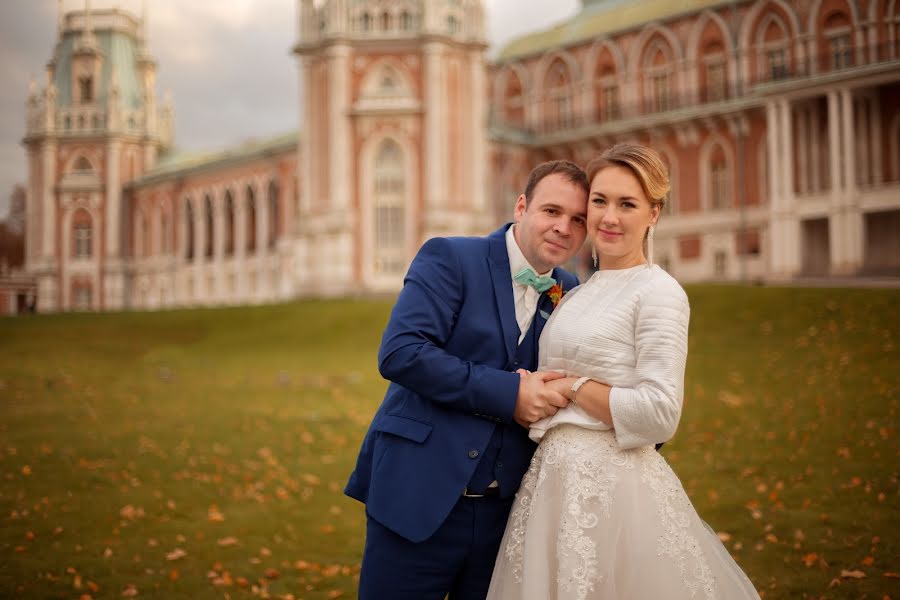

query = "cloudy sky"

[{"left": 0, "top": 0, "right": 580, "bottom": 217}]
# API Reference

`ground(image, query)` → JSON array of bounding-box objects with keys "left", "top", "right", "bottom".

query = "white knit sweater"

[{"left": 529, "top": 264, "right": 690, "bottom": 449}]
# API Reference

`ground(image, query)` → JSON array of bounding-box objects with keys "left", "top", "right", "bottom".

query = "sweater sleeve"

[{"left": 608, "top": 277, "right": 690, "bottom": 449}]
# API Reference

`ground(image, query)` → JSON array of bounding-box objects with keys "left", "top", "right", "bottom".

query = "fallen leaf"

[
  {"left": 217, "top": 536, "right": 239, "bottom": 546},
  {"left": 802, "top": 553, "right": 818, "bottom": 567},
  {"left": 841, "top": 569, "right": 866, "bottom": 579},
  {"left": 165, "top": 548, "right": 186, "bottom": 561},
  {"left": 121, "top": 584, "right": 139, "bottom": 597}
]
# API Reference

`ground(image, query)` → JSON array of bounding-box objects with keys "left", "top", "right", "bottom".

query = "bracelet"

[{"left": 570, "top": 376, "right": 591, "bottom": 405}]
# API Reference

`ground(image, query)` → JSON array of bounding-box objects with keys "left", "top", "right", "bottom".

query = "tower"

[
  {"left": 294, "top": 0, "right": 491, "bottom": 294},
  {"left": 22, "top": 1, "right": 173, "bottom": 311}
]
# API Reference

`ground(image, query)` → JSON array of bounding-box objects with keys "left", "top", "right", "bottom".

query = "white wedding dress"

[{"left": 487, "top": 265, "right": 760, "bottom": 599}]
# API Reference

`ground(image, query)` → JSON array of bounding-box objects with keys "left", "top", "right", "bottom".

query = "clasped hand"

[{"left": 512, "top": 369, "right": 569, "bottom": 428}]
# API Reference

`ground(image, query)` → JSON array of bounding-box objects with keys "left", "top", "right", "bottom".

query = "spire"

[{"left": 81, "top": 0, "right": 98, "bottom": 49}]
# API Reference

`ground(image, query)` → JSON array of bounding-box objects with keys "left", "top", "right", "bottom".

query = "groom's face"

[{"left": 513, "top": 173, "right": 588, "bottom": 273}]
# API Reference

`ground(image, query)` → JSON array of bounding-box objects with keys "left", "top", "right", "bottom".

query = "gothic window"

[
  {"left": 704, "top": 61, "right": 727, "bottom": 102},
  {"left": 503, "top": 69, "right": 525, "bottom": 126},
  {"left": 204, "top": 195, "right": 214, "bottom": 258},
  {"left": 708, "top": 144, "right": 731, "bottom": 210},
  {"left": 142, "top": 213, "right": 151, "bottom": 256},
  {"left": 824, "top": 12, "right": 854, "bottom": 70},
  {"left": 767, "top": 47, "right": 789, "bottom": 79},
  {"left": 246, "top": 186, "right": 257, "bottom": 253},
  {"left": 601, "top": 83, "right": 619, "bottom": 120},
  {"left": 267, "top": 181, "right": 279, "bottom": 249},
  {"left": 756, "top": 15, "right": 791, "bottom": 82},
  {"left": 400, "top": 10, "right": 412, "bottom": 30},
  {"left": 224, "top": 191, "right": 235, "bottom": 256},
  {"left": 447, "top": 15, "right": 459, "bottom": 34},
  {"left": 72, "top": 209, "right": 92, "bottom": 258},
  {"left": 643, "top": 40, "right": 673, "bottom": 113},
  {"left": 361, "top": 12, "right": 372, "bottom": 31},
  {"left": 544, "top": 59, "right": 573, "bottom": 131},
  {"left": 593, "top": 57, "right": 619, "bottom": 121},
  {"left": 373, "top": 139, "right": 405, "bottom": 276},
  {"left": 381, "top": 11, "right": 390, "bottom": 31}
]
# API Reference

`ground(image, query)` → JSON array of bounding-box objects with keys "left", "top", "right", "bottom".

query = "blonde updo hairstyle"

[{"left": 584, "top": 143, "right": 671, "bottom": 236}]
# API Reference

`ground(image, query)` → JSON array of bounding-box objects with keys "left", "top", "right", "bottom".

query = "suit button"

[
  {"left": 468, "top": 449, "right": 479, "bottom": 459},
  {"left": 497, "top": 461, "right": 504, "bottom": 469},
  {"left": 513, "top": 360, "right": 520, "bottom": 367}
]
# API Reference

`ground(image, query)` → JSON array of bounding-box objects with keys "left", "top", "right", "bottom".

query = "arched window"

[
  {"left": 79, "top": 76, "right": 93, "bottom": 103},
  {"left": 643, "top": 39, "right": 673, "bottom": 113},
  {"left": 185, "top": 200, "right": 195, "bottom": 260},
  {"left": 447, "top": 15, "right": 459, "bottom": 34},
  {"left": 204, "top": 195, "right": 214, "bottom": 258},
  {"left": 400, "top": 10, "right": 412, "bottom": 30},
  {"left": 142, "top": 213, "right": 151, "bottom": 256},
  {"left": 373, "top": 140, "right": 405, "bottom": 275},
  {"left": 224, "top": 191, "right": 235, "bottom": 256},
  {"left": 593, "top": 50, "right": 619, "bottom": 121},
  {"left": 380, "top": 10, "right": 390, "bottom": 30},
  {"left": 72, "top": 209, "right": 92, "bottom": 258},
  {"left": 361, "top": 12, "right": 372, "bottom": 31},
  {"left": 268, "top": 181, "right": 279, "bottom": 250},
  {"left": 708, "top": 144, "right": 731, "bottom": 210},
  {"left": 756, "top": 14, "right": 791, "bottom": 81},
  {"left": 161, "top": 211, "right": 171, "bottom": 255},
  {"left": 246, "top": 185, "right": 257, "bottom": 253},
  {"left": 502, "top": 69, "right": 525, "bottom": 126},
  {"left": 544, "top": 59, "right": 573, "bottom": 131},
  {"left": 701, "top": 40, "right": 727, "bottom": 102},
  {"left": 74, "top": 156, "right": 93, "bottom": 173},
  {"left": 823, "top": 12, "right": 853, "bottom": 70}
]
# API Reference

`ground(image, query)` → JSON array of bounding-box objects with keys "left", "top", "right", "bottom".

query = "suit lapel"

[{"left": 487, "top": 226, "right": 519, "bottom": 365}]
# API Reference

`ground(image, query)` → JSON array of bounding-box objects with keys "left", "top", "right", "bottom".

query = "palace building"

[{"left": 9, "top": 0, "right": 900, "bottom": 313}]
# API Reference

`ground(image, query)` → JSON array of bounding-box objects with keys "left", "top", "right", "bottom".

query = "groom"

[{"left": 346, "top": 160, "right": 589, "bottom": 599}]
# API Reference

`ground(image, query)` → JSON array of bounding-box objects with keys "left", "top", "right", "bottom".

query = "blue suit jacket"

[{"left": 345, "top": 224, "right": 579, "bottom": 543}]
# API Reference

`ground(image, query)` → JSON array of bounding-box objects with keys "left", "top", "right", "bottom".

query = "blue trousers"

[{"left": 358, "top": 494, "right": 515, "bottom": 600}]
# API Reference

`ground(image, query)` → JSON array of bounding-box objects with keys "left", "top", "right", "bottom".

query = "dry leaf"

[
  {"left": 121, "top": 584, "right": 138, "bottom": 597},
  {"left": 217, "top": 536, "right": 239, "bottom": 546},
  {"left": 841, "top": 569, "right": 866, "bottom": 579},
  {"left": 165, "top": 548, "right": 187, "bottom": 561}
]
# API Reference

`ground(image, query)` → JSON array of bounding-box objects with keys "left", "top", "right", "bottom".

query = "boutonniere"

[{"left": 539, "top": 282, "right": 565, "bottom": 320}]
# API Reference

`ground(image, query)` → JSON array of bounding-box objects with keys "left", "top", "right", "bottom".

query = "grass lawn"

[{"left": 0, "top": 286, "right": 897, "bottom": 599}]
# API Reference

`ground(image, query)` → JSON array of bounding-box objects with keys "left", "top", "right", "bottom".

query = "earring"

[
  {"left": 646, "top": 225, "right": 655, "bottom": 268},
  {"left": 591, "top": 245, "right": 598, "bottom": 268}
]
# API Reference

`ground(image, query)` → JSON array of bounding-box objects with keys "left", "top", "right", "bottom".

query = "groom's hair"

[{"left": 523, "top": 160, "right": 589, "bottom": 206}]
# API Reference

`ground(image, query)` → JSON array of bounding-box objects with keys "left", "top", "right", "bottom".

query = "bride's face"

[{"left": 588, "top": 165, "right": 659, "bottom": 270}]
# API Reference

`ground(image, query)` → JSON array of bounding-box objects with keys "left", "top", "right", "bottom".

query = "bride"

[{"left": 486, "top": 144, "right": 760, "bottom": 599}]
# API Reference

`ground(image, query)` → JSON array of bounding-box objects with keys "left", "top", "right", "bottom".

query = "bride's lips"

[{"left": 598, "top": 229, "right": 622, "bottom": 241}]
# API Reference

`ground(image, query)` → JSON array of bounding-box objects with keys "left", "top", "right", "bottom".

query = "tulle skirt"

[{"left": 486, "top": 425, "right": 760, "bottom": 600}]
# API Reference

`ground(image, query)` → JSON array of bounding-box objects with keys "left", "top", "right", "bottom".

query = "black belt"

[{"left": 462, "top": 486, "right": 500, "bottom": 498}]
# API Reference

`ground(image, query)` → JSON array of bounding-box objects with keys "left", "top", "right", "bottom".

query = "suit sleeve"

[{"left": 377, "top": 237, "right": 520, "bottom": 422}]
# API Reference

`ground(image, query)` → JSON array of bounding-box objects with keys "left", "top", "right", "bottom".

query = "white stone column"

[
  {"left": 41, "top": 141, "right": 57, "bottom": 258},
  {"left": 25, "top": 148, "right": 40, "bottom": 265},
  {"left": 424, "top": 41, "right": 447, "bottom": 210},
  {"left": 327, "top": 43, "right": 351, "bottom": 210},
  {"left": 469, "top": 47, "right": 487, "bottom": 217},
  {"left": 765, "top": 101, "right": 783, "bottom": 273},
  {"left": 777, "top": 99, "right": 800, "bottom": 274},
  {"left": 809, "top": 104, "right": 821, "bottom": 194},
  {"left": 840, "top": 88, "right": 863, "bottom": 271},
  {"left": 797, "top": 104, "right": 809, "bottom": 195},
  {"left": 106, "top": 140, "right": 121, "bottom": 256},
  {"left": 827, "top": 90, "right": 843, "bottom": 270},
  {"left": 871, "top": 95, "right": 883, "bottom": 185}
]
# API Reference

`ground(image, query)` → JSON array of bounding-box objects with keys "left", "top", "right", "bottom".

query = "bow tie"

[{"left": 513, "top": 268, "right": 556, "bottom": 293}]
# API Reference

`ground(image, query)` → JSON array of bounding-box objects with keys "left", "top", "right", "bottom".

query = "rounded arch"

[
  {"left": 494, "top": 63, "right": 530, "bottom": 126},
  {"left": 267, "top": 179, "right": 279, "bottom": 250},
  {"left": 182, "top": 195, "right": 195, "bottom": 261},
  {"left": 244, "top": 183, "right": 257, "bottom": 254},
  {"left": 223, "top": 189, "right": 236, "bottom": 257},
  {"left": 627, "top": 24, "right": 684, "bottom": 76},
  {"left": 739, "top": 0, "right": 801, "bottom": 49},
  {"left": 360, "top": 57, "right": 416, "bottom": 99},
  {"left": 64, "top": 151, "right": 99, "bottom": 174},
  {"left": 699, "top": 132, "right": 737, "bottom": 211}
]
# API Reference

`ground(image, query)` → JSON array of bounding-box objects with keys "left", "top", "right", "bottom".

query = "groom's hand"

[{"left": 513, "top": 371, "right": 568, "bottom": 427}]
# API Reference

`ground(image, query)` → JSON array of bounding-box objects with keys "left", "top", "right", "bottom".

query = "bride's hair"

[{"left": 584, "top": 143, "right": 670, "bottom": 208}]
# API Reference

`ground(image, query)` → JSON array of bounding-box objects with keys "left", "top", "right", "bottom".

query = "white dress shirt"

[{"left": 505, "top": 226, "right": 553, "bottom": 344}]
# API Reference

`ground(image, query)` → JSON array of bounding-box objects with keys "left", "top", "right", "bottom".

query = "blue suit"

[{"left": 346, "top": 224, "right": 578, "bottom": 599}]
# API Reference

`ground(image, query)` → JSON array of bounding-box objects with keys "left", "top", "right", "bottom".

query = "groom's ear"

[{"left": 513, "top": 194, "right": 528, "bottom": 221}]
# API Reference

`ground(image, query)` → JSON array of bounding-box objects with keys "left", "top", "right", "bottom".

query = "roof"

[
  {"left": 128, "top": 131, "right": 298, "bottom": 188},
  {"left": 496, "top": 0, "right": 728, "bottom": 62}
]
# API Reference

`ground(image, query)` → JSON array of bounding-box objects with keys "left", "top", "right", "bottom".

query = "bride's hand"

[{"left": 543, "top": 376, "right": 576, "bottom": 399}]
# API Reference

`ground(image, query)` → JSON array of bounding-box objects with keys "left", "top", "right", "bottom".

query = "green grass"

[{"left": 0, "top": 287, "right": 897, "bottom": 599}]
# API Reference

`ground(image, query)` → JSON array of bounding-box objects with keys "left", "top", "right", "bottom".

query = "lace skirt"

[{"left": 486, "top": 425, "right": 760, "bottom": 600}]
